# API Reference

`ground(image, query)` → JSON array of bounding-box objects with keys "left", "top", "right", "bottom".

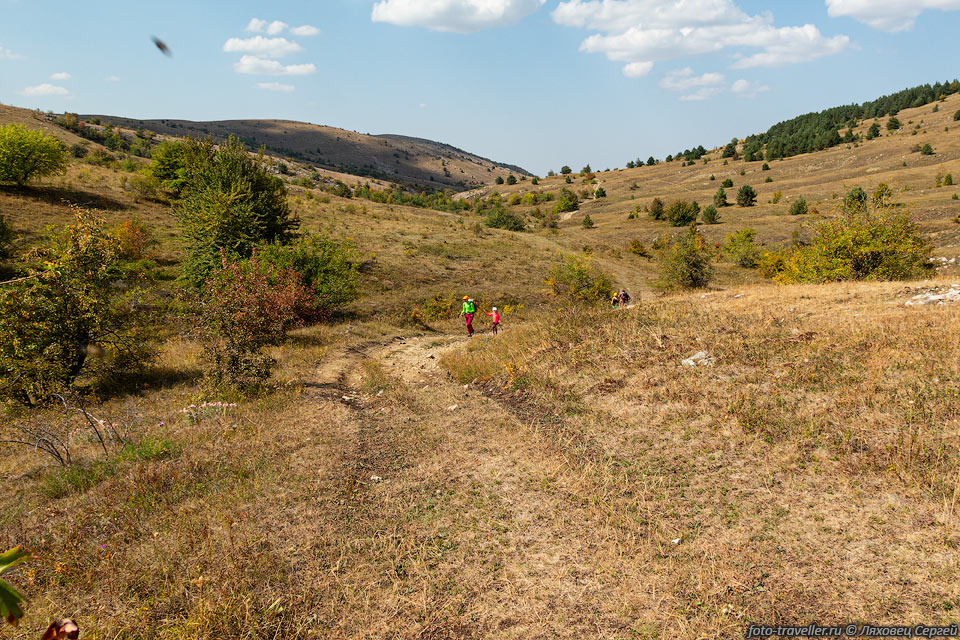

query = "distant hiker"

[
  {"left": 460, "top": 295, "right": 476, "bottom": 337},
  {"left": 486, "top": 307, "right": 501, "bottom": 335},
  {"left": 618, "top": 289, "right": 631, "bottom": 308},
  {"left": 612, "top": 293, "right": 620, "bottom": 310}
]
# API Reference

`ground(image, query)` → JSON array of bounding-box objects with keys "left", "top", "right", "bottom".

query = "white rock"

[
  {"left": 447, "top": 404, "right": 459, "bottom": 411},
  {"left": 682, "top": 351, "right": 714, "bottom": 367},
  {"left": 671, "top": 537, "right": 682, "bottom": 545}
]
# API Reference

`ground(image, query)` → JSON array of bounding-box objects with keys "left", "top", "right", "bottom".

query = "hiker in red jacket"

[{"left": 486, "top": 307, "right": 500, "bottom": 335}]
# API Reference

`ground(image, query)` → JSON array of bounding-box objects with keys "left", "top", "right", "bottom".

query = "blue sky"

[{"left": 1, "top": 0, "right": 958, "bottom": 175}]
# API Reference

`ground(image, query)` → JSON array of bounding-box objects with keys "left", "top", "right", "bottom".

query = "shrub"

[
  {"left": 757, "top": 250, "right": 787, "bottom": 279},
  {"left": 531, "top": 177, "right": 539, "bottom": 185},
  {"left": 0, "top": 209, "right": 150, "bottom": 404},
  {"left": 764, "top": 176, "right": 773, "bottom": 183},
  {"left": 762, "top": 163, "right": 770, "bottom": 171},
  {"left": 723, "top": 228, "right": 762, "bottom": 267},
  {"left": 177, "top": 137, "right": 300, "bottom": 287},
  {"left": 771, "top": 190, "right": 782, "bottom": 203},
  {"left": 866, "top": 122, "right": 880, "bottom": 139},
  {"left": 709, "top": 174, "right": 715, "bottom": 181},
  {"left": 666, "top": 200, "right": 700, "bottom": 226},
  {"left": 540, "top": 210, "right": 559, "bottom": 229},
  {"left": 545, "top": 253, "right": 613, "bottom": 304},
  {"left": 581, "top": 164, "right": 592, "bottom": 174},
  {"left": 256, "top": 235, "right": 360, "bottom": 320},
  {"left": 776, "top": 200, "right": 932, "bottom": 284},
  {"left": 553, "top": 189, "right": 579, "bottom": 215},
  {"left": 843, "top": 187, "right": 868, "bottom": 213},
  {"left": 887, "top": 116, "right": 902, "bottom": 131},
  {"left": 560, "top": 165, "right": 572, "bottom": 175},
  {"left": 123, "top": 173, "right": 160, "bottom": 200},
  {"left": 789, "top": 197, "right": 808, "bottom": 216},
  {"left": 485, "top": 207, "right": 526, "bottom": 231},
  {"left": 69, "top": 142, "right": 89, "bottom": 158},
  {"left": 736, "top": 185, "right": 757, "bottom": 207},
  {"left": 508, "top": 193, "right": 521, "bottom": 206},
  {"left": 628, "top": 239, "right": 650, "bottom": 258},
  {"left": 954, "top": 110, "right": 960, "bottom": 122},
  {"left": 520, "top": 192, "right": 536, "bottom": 206},
  {"left": 657, "top": 226, "right": 713, "bottom": 290},
  {"left": 495, "top": 176, "right": 504, "bottom": 185},
  {"left": 595, "top": 186, "right": 606, "bottom": 198},
  {"left": 921, "top": 143, "right": 934, "bottom": 155},
  {"left": 946, "top": 174, "right": 954, "bottom": 186},
  {"left": 113, "top": 216, "right": 157, "bottom": 260},
  {"left": 0, "top": 124, "right": 67, "bottom": 185},
  {"left": 701, "top": 204, "right": 720, "bottom": 224},
  {"left": 648, "top": 197, "right": 665, "bottom": 220},
  {"left": 506, "top": 174, "right": 517, "bottom": 185},
  {"left": 565, "top": 175, "right": 573, "bottom": 184},
  {"left": 148, "top": 140, "right": 188, "bottom": 194},
  {"left": 872, "top": 183, "right": 894, "bottom": 207},
  {"left": 581, "top": 214, "right": 595, "bottom": 229},
  {"left": 739, "top": 168, "right": 746, "bottom": 176},
  {"left": 721, "top": 178, "right": 734, "bottom": 188},
  {"left": 201, "top": 253, "right": 313, "bottom": 387}
]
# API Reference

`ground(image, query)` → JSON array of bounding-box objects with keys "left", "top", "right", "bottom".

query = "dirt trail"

[{"left": 264, "top": 329, "right": 658, "bottom": 638}]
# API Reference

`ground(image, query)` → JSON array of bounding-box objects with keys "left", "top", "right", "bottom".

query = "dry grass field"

[{"left": 2, "top": 96, "right": 960, "bottom": 639}]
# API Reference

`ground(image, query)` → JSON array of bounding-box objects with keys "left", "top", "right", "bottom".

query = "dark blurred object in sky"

[{"left": 152, "top": 37, "right": 171, "bottom": 56}]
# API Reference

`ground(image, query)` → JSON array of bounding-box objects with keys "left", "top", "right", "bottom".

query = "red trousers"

[{"left": 464, "top": 313, "right": 474, "bottom": 335}]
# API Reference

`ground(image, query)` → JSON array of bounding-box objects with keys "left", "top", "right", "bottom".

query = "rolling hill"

[{"left": 80, "top": 114, "right": 531, "bottom": 191}]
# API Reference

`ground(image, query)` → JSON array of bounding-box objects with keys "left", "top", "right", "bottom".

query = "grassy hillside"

[
  {"left": 2, "top": 91, "right": 960, "bottom": 639},
  {"left": 82, "top": 114, "right": 531, "bottom": 191}
]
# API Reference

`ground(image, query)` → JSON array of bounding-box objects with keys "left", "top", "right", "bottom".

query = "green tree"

[
  {"left": 581, "top": 214, "right": 595, "bottom": 229},
  {"left": 721, "top": 138, "right": 738, "bottom": 159},
  {"left": 736, "top": 185, "right": 757, "bottom": 207},
  {"left": 552, "top": 189, "right": 579, "bottom": 215},
  {"left": 495, "top": 176, "right": 504, "bottom": 185},
  {"left": 560, "top": 165, "right": 572, "bottom": 175},
  {"left": 721, "top": 178, "right": 734, "bottom": 188},
  {"left": 921, "top": 143, "right": 934, "bottom": 155},
  {"left": 486, "top": 206, "right": 526, "bottom": 231},
  {"left": 954, "top": 109, "right": 960, "bottom": 122},
  {"left": 177, "top": 137, "right": 300, "bottom": 287},
  {"left": 657, "top": 226, "right": 713, "bottom": 289},
  {"left": 647, "top": 156, "right": 656, "bottom": 166},
  {"left": 701, "top": 204, "right": 720, "bottom": 224},
  {"left": 866, "top": 122, "right": 881, "bottom": 139},
  {"left": 626, "top": 160, "right": 636, "bottom": 169},
  {"left": 714, "top": 186, "right": 729, "bottom": 207},
  {"left": 595, "top": 186, "right": 606, "bottom": 198},
  {"left": 148, "top": 139, "right": 189, "bottom": 195},
  {"left": 886, "top": 116, "right": 902, "bottom": 131},
  {"left": 789, "top": 196, "right": 808, "bottom": 216},
  {"left": 0, "top": 124, "right": 67, "bottom": 186},
  {"left": 581, "top": 164, "right": 592, "bottom": 174},
  {"left": 506, "top": 174, "right": 517, "bottom": 185},
  {"left": 648, "top": 196, "right": 665, "bottom": 221}
]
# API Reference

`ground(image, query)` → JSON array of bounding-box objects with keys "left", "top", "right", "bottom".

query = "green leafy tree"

[
  {"left": 921, "top": 143, "right": 934, "bottom": 155},
  {"left": 736, "top": 185, "right": 757, "bottom": 207},
  {"left": 0, "top": 124, "right": 67, "bottom": 186},
  {"left": 866, "top": 122, "right": 881, "bottom": 139},
  {"left": 580, "top": 164, "right": 592, "bottom": 174},
  {"left": 0, "top": 209, "right": 149, "bottom": 405},
  {"left": 647, "top": 156, "right": 656, "bottom": 166},
  {"left": 657, "top": 226, "right": 713, "bottom": 289},
  {"left": 789, "top": 196, "right": 808, "bottom": 216},
  {"left": 648, "top": 197, "right": 665, "bottom": 221},
  {"left": 506, "top": 174, "right": 517, "bottom": 185},
  {"left": 626, "top": 160, "right": 636, "bottom": 169},
  {"left": 886, "top": 116, "right": 901, "bottom": 131},
  {"left": 177, "top": 137, "right": 300, "bottom": 286},
  {"left": 721, "top": 138, "right": 738, "bottom": 159},
  {"left": 148, "top": 140, "right": 189, "bottom": 194},
  {"left": 723, "top": 228, "right": 762, "bottom": 267},
  {"left": 552, "top": 189, "right": 579, "bottom": 215},
  {"left": 560, "top": 165, "right": 572, "bottom": 175},
  {"left": 714, "top": 186, "right": 729, "bottom": 208},
  {"left": 485, "top": 207, "right": 526, "bottom": 231},
  {"left": 843, "top": 187, "right": 868, "bottom": 213},
  {"left": 721, "top": 178, "right": 734, "bottom": 188},
  {"left": 666, "top": 200, "right": 700, "bottom": 226}
]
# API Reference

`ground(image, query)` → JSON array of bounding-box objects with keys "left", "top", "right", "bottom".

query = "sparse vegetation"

[
  {"left": 545, "top": 253, "right": 613, "bottom": 304},
  {"left": 657, "top": 226, "right": 713, "bottom": 289},
  {"left": 723, "top": 227, "right": 762, "bottom": 267},
  {"left": 789, "top": 196, "right": 809, "bottom": 216},
  {"left": 665, "top": 200, "right": 700, "bottom": 226}
]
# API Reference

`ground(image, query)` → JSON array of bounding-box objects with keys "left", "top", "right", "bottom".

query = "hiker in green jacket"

[{"left": 460, "top": 295, "right": 476, "bottom": 337}]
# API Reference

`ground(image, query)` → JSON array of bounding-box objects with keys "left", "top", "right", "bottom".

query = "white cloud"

[
  {"left": 223, "top": 36, "right": 303, "bottom": 58},
  {"left": 679, "top": 87, "right": 724, "bottom": 101},
  {"left": 246, "top": 18, "right": 268, "bottom": 32},
  {"left": 19, "top": 83, "right": 69, "bottom": 97},
  {"left": 825, "top": 0, "right": 960, "bottom": 31},
  {"left": 233, "top": 55, "right": 316, "bottom": 76},
  {"left": 266, "top": 20, "right": 288, "bottom": 35},
  {"left": 731, "top": 78, "right": 769, "bottom": 98},
  {"left": 257, "top": 81, "right": 295, "bottom": 92},
  {"left": 371, "top": 0, "right": 546, "bottom": 32},
  {"left": 622, "top": 61, "right": 653, "bottom": 77},
  {"left": 0, "top": 45, "right": 22, "bottom": 60},
  {"left": 552, "top": 0, "right": 850, "bottom": 75},
  {"left": 50, "top": 71, "right": 71, "bottom": 81},
  {"left": 289, "top": 25, "right": 320, "bottom": 36},
  {"left": 105, "top": 75, "right": 121, "bottom": 82},
  {"left": 659, "top": 67, "right": 725, "bottom": 91}
]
